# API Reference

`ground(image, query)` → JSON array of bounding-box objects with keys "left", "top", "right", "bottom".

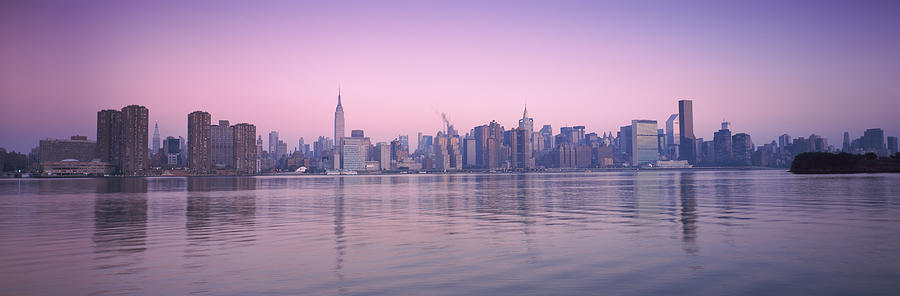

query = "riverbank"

[{"left": 790, "top": 152, "right": 900, "bottom": 174}]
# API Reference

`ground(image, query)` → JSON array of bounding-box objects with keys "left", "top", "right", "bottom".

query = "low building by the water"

[{"left": 41, "top": 159, "right": 115, "bottom": 176}]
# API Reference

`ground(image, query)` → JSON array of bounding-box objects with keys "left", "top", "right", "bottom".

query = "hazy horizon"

[{"left": 2, "top": 0, "right": 899, "bottom": 152}]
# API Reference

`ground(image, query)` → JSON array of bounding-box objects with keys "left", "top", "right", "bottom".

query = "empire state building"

[{"left": 334, "top": 90, "right": 345, "bottom": 169}]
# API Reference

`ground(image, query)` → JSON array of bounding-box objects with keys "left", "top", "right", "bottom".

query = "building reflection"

[
  {"left": 679, "top": 172, "right": 699, "bottom": 255},
  {"left": 93, "top": 178, "right": 148, "bottom": 269},
  {"left": 184, "top": 177, "right": 257, "bottom": 268},
  {"left": 332, "top": 177, "right": 347, "bottom": 293}
]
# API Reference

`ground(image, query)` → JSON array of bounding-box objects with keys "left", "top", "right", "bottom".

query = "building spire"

[
  {"left": 338, "top": 87, "right": 342, "bottom": 106},
  {"left": 523, "top": 104, "right": 528, "bottom": 119}
]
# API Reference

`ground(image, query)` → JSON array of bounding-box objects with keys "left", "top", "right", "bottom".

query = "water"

[{"left": 1, "top": 170, "right": 899, "bottom": 295}]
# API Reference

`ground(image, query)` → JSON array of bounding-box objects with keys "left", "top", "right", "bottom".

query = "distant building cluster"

[{"left": 3, "top": 93, "right": 898, "bottom": 177}]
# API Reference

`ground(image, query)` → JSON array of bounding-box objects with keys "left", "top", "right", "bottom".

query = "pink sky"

[{"left": 1, "top": 1, "right": 899, "bottom": 152}]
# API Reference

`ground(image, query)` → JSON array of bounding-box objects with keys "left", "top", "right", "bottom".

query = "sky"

[{"left": 1, "top": 0, "right": 899, "bottom": 153}]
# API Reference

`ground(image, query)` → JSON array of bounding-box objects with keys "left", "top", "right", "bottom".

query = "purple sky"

[{"left": 2, "top": 0, "right": 899, "bottom": 152}]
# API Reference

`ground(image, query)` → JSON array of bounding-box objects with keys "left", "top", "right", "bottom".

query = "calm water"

[{"left": 1, "top": 170, "right": 899, "bottom": 295}]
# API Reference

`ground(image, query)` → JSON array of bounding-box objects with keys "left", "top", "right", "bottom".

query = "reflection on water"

[{"left": 1, "top": 171, "right": 900, "bottom": 295}]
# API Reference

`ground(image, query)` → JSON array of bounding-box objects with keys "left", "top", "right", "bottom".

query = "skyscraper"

[
  {"left": 187, "top": 111, "right": 211, "bottom": 174},
  {"left": 97, "top": 109, "right": 123, "bottom": 172},
  {"left": 843, "top": 132, "right": 851, "bottom": 153},
  {"left": 233, "top": 123, "right": 257, "bottom": 174},
  {"left": 732, "top": 133, "right": 753, "bottom": 166},
  {"left": 631, "top": 120, "right": 659, "bottom": 166},
  {"left": 211, "top": 120, "right": 234, "bottom": 168},
  {"left": 121, "top": 105, "right": 149, "bottom": 175},
  {"left": 714, "top": 127, "right": 733, "bottom": 166},
  {"left": 888, "top": 136, "right": 898, "bottom": 155},
  {"left": 665, "top": 114, "right": 679, "bottom": 159},
  {"left": 678, "top": 100, "right": 696, "bottom": 164},
  {"left": 268, "top": 131, "right": 279, "bottom": 157},
  {"left": 152, "top": 122, "right": 160, "bottom": 155},
  {"left": 334, "top": 89, "right": 345, "bottom": 151}
]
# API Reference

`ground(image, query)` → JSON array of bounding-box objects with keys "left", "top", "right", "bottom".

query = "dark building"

[
  {"left": 862, "top": 128, "right": 886, "bottom": 155},
  {"left": 40, "top": 136, "right": 96, "bottom": 162},
  {"left": 350, "top": 130, "right": 365, "bottom": 137},
  {"left": 121, "top": 105, "right": 149, "bottom": 175},
  {"left": 678, "top": 100, "right": 696, "bottom": 164},
  {"left": 188, "top": 111, "right": 212, "bottom": 174},
  {"left": 233, "top": 123, "right": 257, "bottom": 174},
  {"left": 211, "top": 120, "right": 234, "bottom": 169},
  {"left": 888, "top": 136, "right": 898, "bottom": 155},
  {"left": 732, "top": 133, "right": 753, "bottom": 166},
  {"left": 575, "top": 144, "right": 592, "bottom": 168},
  {"left": 97, "top": 109, "right": 123, "bottom": 172},
  {"left": 514, "top": 128, "right": 534, "bottom": 169},
  {"left": 713, "top": 128, "right": 732, "bottom": 165}
]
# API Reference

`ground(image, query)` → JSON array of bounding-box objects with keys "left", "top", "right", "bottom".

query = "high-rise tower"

[
  {"left": 152, "top": 122, "right": 160, "bottom": 154},
  {"left": 678, "top": 100, "right": 696, "bottom": 164},
  {"left": 334, "top": 89, "right": 345, "bottom": 168}
]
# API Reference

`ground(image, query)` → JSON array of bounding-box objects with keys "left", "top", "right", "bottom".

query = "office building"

[
  {"left": 631, "top": 120, "right": 659, "bottom": 166},
  {"left": 187, "top": 111, "right": 211, "bottom": 174},
  {"left": 888, "top": 136, "right": 898, "bottom": 155},
  {"left": 39, "top": 136, "right": 96, "bottom": 162},
  {"left": 732, "top": 133, "right": 753, "bottom": 166},
  {"left": 714, "top": 127, "right": 733, "bottom": 165},
  {"left": 268, "top": 131, "right": 279, "bottom": 156},
  {"left": 678, "top": 100, "right": 696, "bottom": 164}
]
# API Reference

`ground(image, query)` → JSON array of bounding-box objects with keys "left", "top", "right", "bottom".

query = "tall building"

[
  {"left": 518, "top": 105, "right": 534, "bottom": 133},
  {"left": 187, "top": 111, "right": 212, "bottom": 174},
  {"left": 862, "top": 128, "right": 885, "bottom": 155},
  {"left": 152, "top": 122, "right": 160, "bottom": 155},
  {"left": 342, "top": 137, "right": 368, "bottom": 171},
  {"left": 619, "top": 125, "right": 632, "bottom": 159},
  {"left": 665, "top": 114, "right": 679, "bottom": 159},
  {"left": 678, "top": 100, "right": 696, "bottom": 164},
  {"left": 888, "top": 136, "right": 898, "bottom": 155},
  {"left": 513, "top": 128, "right": 533, "bottom": 169},
  {"left": 539, "top": 124, "right": 553, "bottom": 152},
  {"left": 573, "top": 126, "right": 586, "bottom": 145},
  {"left": 464, "top": 138, "right": 477, "bottom": 167},
  {"left": 163, "top": 136, "right": 181, "bottom": 166},
  {"left": 334, "top": 89, "right": 345, "bottom": 151},
  {"left": 732, "top": 133, "right": 753, "bottom": 166},
  {"left": 842, "top": 132, "right": 851, "bottom": 153},
  {"left": 96, "top": 109, "right": 123, "bottom": 171},
  {"left": 376, "top": 142, "right": 391, "bottom": 170},
  {"left": 268, "top": 131, "right": 279, "bottom": 157},
  {"left": 713, "top": 127, "right": 733, "bottom": 165},
  {"left": 121, "top": 105, "right": 149, "bottom": 175},
  {"left": 631, "top": 120, "right": 659, "bottom": 166},
  {"left": 779, "top": 134, "right": 791, "bottom": 151},
  {"left": 233, "top": 123, "right": 257, "bottom": 174},
  {"left": 211, "top": 120, "right": 234, "bottom": 168}
]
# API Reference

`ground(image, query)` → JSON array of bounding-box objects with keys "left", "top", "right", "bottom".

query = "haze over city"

[{"left": 2, "top": 0, "right": 899, "bottom": 153}]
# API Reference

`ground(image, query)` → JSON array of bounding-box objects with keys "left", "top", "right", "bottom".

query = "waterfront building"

[
  {"left": 631, "top": 120, "right": 659, "bottom": 166},
  {"left": 187, "top": 111, "right": 212, "bottom": 174},
  {"left": 575, "top": 144, "right": 592, "bottom": 168},
  {"left": 163, "top": 136, "right": 181, "bottom": 166},
  {"left": 665, "top": 113, "right": 679, "bottom": 159},
  {"left": 39, "top": 136, "right": 96, "bottom": 162},
  {"left": 619, "top": 125, "right": 632, "bottom": 160},
  {"left": 678, "top": 99, "right": 696, "bottom": 164},
  {"left": 121, "top": 105, "right": 149, "bottom": 175},
  {"left": 211, "top": 120, "right": 234, "bottom": 168},
  {"left": 714, "top": 127, "right": 733, "bottom": 165},
  {"left": 96, "top": 110, "right": 123, "bottom": 171},
  {"left": 233, "top": 123, "right": 257, "bottom": 174},
  {"left": 732, "top": 133, "right": 753, "bottom": 166},
  {"left": 376, "top": 142, "right": 391, "bottom": 170}
]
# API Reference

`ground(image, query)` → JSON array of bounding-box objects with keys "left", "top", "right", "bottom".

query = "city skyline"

[{"left": 2, "top": 1, "right": 900, "bottom": 152}]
